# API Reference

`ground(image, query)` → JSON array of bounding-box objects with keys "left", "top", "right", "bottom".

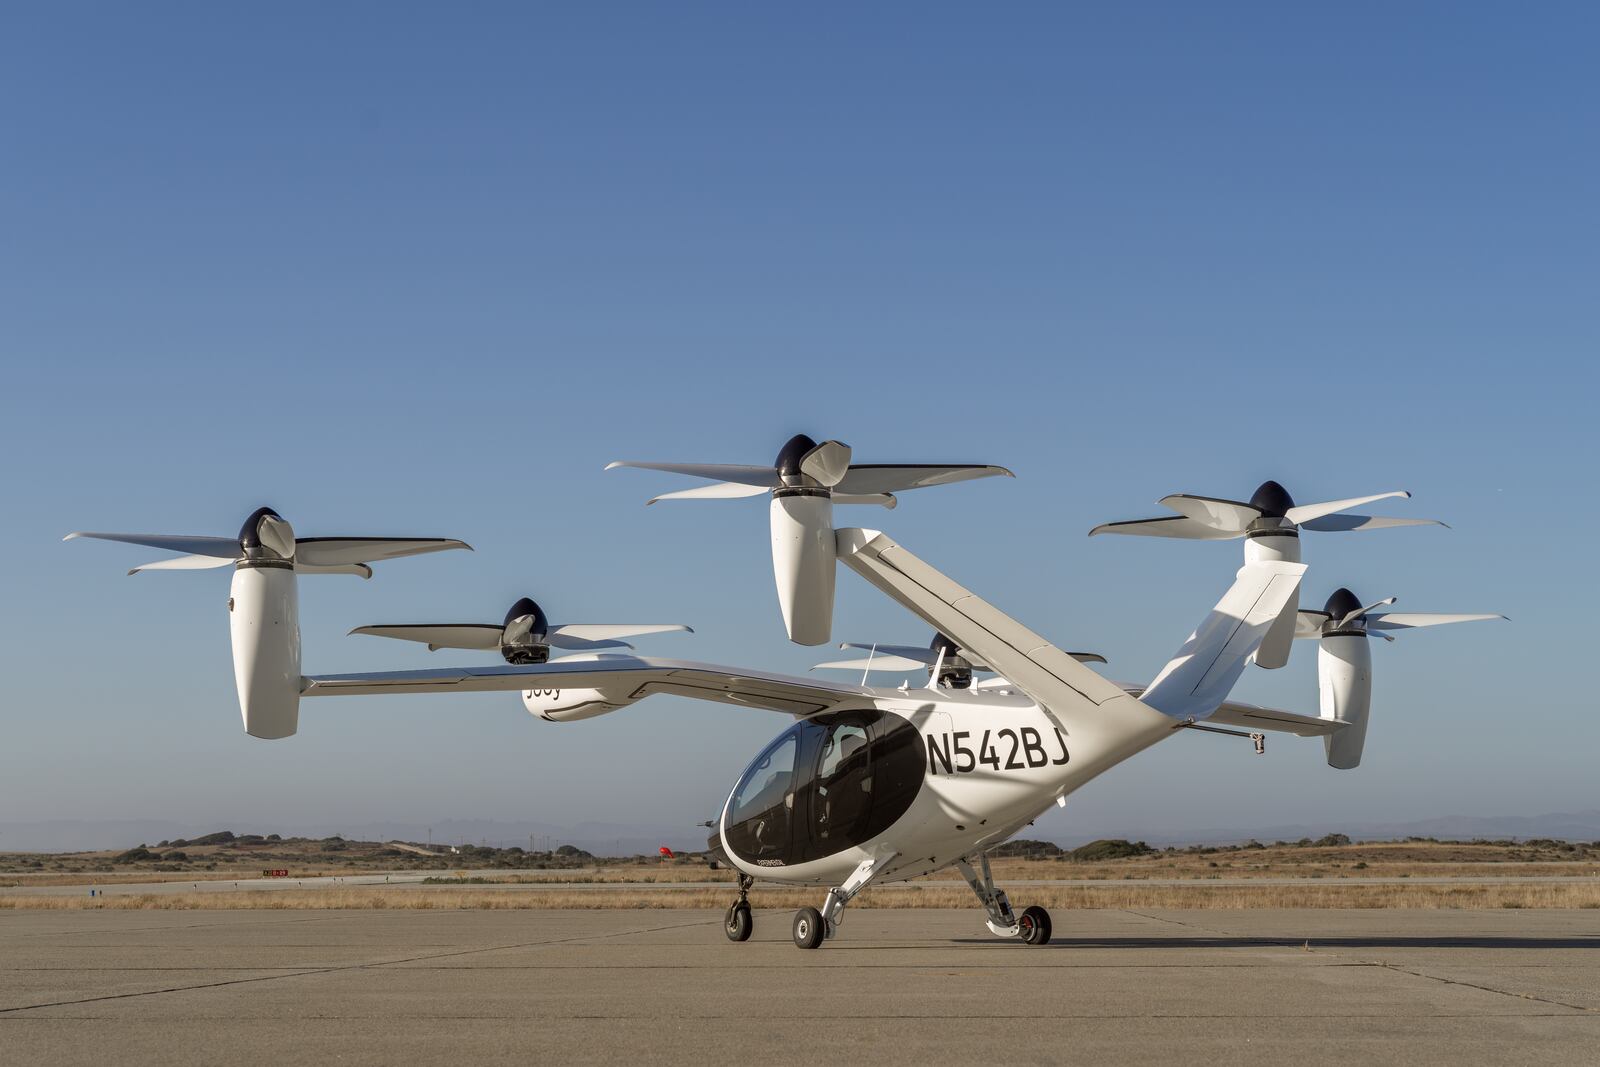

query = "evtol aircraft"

[{"left": 67, "top": 435, "right": 1503, "bottom": 949}]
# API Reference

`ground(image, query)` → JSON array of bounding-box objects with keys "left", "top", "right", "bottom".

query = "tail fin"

[{"left": 1140, "top": 561, "right": 1306, "bottom": 721}]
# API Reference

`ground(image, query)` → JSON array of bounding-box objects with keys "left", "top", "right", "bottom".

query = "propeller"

[
  {"left": 65, "top": 506, "right": 472, "bottom": 578},
  {"left": 1295, "top": 587, "right": 1507, "bottom": 642},
  {"left": 1090, "top": 481, "right": 1446, "bottom": 671},
  {"left": 1089, "top": 481, "right": 1445, "bottom": 542},
  {"left": 351, "top": 596, "right": 692, "bottom": 665},
  {"left": 1298, "top": 587, "right": 1506, "bottom": 771},
  {"left": 607, "top": 433, "right": 1013, "bottom": 509},
  {"left": 608, "top": 434, "right": 1014, "bottom": 646},
  {"left": 812, "top": 632, "right": 1105, "bottom": 688}
]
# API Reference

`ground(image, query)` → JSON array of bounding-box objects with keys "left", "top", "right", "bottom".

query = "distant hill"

[
  {"left": 5, "top": 810, "right": 1598, "bottom": 854},
  {"left": 0, "top": 818, "right": 710, "bottom": 855}
]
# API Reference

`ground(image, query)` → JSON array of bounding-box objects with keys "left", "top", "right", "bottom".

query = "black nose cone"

[
  {"left": 1323, "top": 587, "right": 1362, "bottom": 620},
  {"left": 774, "top": 433, "right": 819, "bottom": 477},
  {"left": 238, "top": 506, "right": 283, "bottom": 547},
  {"left": 928, "top": 632, "right": 961, "bottom": 658},
  {"left": 1249, "top": 480, "right": 1295, "bottom": 518},
  {"left": 504, "top": 597, "right": 549, "bottom": 637}
]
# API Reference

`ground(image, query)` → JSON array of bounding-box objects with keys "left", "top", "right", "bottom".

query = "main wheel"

[
  {"left": 792, "top": 906, "right": 825, "bottom": 950},
  {"left": 1018, "top": 905, "right": 1052, "bottom": 946},
  {"left": 724, "top": 902, "right": 752, "bottom": 942}
]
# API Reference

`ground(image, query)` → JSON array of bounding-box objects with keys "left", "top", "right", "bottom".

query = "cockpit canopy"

[{"left": 718, "top": 708, "right": 925, "bottom": 868}]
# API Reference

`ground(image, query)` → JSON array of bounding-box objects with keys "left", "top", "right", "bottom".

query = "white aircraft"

[{"left": 68, "top": 487, "right": 1501, "bottom": 951}]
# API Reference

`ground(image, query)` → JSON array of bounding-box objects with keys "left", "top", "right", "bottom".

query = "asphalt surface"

[
  {"left": 3, "top": 909, "right": 1597, "bottom": 1065},
  {"left": 8, "top": 870, "right": 1599, "bottom": 897}
]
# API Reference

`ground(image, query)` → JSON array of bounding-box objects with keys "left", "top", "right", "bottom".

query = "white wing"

[
  {"left": 302, "top": 655, "right": 869, "bottom": 718},
  {"left": 1115, "top": 683, "right": 1341, "bottom": 737},
  {"left": 835, "top": 529, "right": 1131, "bottom": 714}
]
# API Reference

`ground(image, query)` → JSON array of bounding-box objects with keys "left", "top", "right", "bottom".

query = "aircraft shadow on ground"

[{"left": 950, "top": 936, "right": 1600, "bottom": 950}]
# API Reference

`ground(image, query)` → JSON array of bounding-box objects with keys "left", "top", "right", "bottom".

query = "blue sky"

[{"left": 2, "top": 4, "right": 1595, "bottom": 845}]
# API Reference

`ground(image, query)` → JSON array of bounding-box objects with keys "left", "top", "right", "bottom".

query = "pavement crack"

[
  {"left": 0, "top": 916, "right": 716, "bottom": 1015},
  {"left": 1352, "top": 960, "right": 1597, "bottom": 1015}
]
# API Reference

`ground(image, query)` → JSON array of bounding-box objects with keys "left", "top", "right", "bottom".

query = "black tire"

[
  {"left": 1019, "top": 905, "right": 1052, "bottom": 946},
  {"left": 724, "top": 902, "right": 752, "bottom": 942},
  {"left": 792, "top": 906, "right": 825, "bottom": 949}
]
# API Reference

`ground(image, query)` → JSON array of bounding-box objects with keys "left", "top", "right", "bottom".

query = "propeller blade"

[
  {"left": 645, "top": 482, "right": 770, "bottom": 505},
  {"left": 1088, "top": 516, "right": 1242, "bottom": 540},
  {"left": 1339, "top": 596, "right": 1396, "bottom": 629},
  {"left": 605, "top": 461, "right": 781, "bottom": 488},
  {"left": 1299, "top": 513, "right": 1448, "bottom": 532},
  {"left": 811, "top": 654, "right": 932, "bottom": 673},
  {"left": 799, "top": 440, "right": 852, "bottom": 487},
  {"left": 838, "top": 643, "right": 938, "bottom": 664},
  {"left": 1366, "top": 612, "right": 1507, "bottom": 631},
  {"left": 1293, "top": 609, "right": 1332, "bottom": 639},
  {"left": 544, "top": 635, "right": 635, "bottom": 651},
  {"left": 294, "top": 538, "right": 471, "bottom": 566},
  {"left": 257, "top": 514, "right": 297, "bottom": 559},
  {"left": 127, "top": 553, "right": 238, "bottom": 575},
  {"left": 502, "top": 614, "right": 540, "bottom": 645},
  {"left": 834, "top": 465, "right": 1013, "bottom": 495},
  {"left": 1068, "top": 652, "right": 1108, "bottom": 665},
  {"left": 547, "top": 623, "right": 693, "bottom": 641},
  {"left": 1370, "top": 629, "right": 1396, "bottom": 642},
  {"left": 348, "top": 624, "right": 504, "bottom": 650},
  {"left": 293, "top": 562, "right": 373, "bottom": 579},
  {"left": 1157, "top": 494, "right": 1261, "bottom": 532},
  {"left": 831, "top": 492, "right": 898, "bottom": 509},
  {"left": 1285, "top": 491, "right": 1411, "bottom": 526},
  {"left": 64, "top": 531, "right": 243, "bottom": 558}
]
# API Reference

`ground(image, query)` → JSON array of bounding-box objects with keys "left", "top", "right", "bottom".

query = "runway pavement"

[{"left": 2, "top": 908, "right": 1597, "bottom": 1065}]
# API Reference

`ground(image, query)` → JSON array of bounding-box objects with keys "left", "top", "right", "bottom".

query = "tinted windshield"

[{"left": 723, "top": 709, "right": 924, "bottom": 867}]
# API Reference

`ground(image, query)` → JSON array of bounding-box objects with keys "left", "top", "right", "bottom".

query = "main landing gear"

[
  {"left": 958, "top": 853, "right": 1052, "bottom": 946},
  {"left": 724, "top": 874, "right": 754, "bottom": 942},
  {"left": 791, "top": 854, "right": 892, "bottom": 950}
]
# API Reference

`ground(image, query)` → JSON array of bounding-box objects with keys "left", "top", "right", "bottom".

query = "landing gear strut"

[
  {"left": 958, "top": 853, "right": 1051, "bottom": 946},
  {"left": 792, "top": 854, "right": 893, "bottom": 950},
  {"left": 724, "top": 874, "right": 753, "bottom": 943}
]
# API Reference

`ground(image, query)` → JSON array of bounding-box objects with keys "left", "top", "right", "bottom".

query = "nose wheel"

[
  {"left": 724, "top": 901, "right": 752, "bottom": 942},
  {"left": 724, "top": 874, "right": 754, "bottom": 943},
  {"left": 792, "top": 906, "right": 825, "bottom": 949}
]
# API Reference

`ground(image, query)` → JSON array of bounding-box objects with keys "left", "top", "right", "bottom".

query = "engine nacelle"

[
  {"left": 769, "top": 493, "right": 836, "bottom": 646},
  {"left": 1245, "top": 532, "right": 1302, "bottom": 670},
  {"left": 522, "top": 682, "right": 641, "bottom": 722},
  {"left": 228, "top": 563, "right": 301, "bottom": 739},
  {"left": 1318, "top": 633, "right": 1372, "bottom": 769}
]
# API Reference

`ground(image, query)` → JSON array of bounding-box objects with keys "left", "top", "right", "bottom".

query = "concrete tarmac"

[{"left": 2, "top": 908, "right": 1597, "bottom": 1065}]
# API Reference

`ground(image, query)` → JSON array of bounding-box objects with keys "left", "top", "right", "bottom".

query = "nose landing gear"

[
  {"left": 792, "top": 905, "right": 824, "bottom": 949},
  {"left": 724, "top": 874, "right": 754, "bottom": 943},
  {"left": 791, "top": 854, "right": 894, "bottom": 949}
]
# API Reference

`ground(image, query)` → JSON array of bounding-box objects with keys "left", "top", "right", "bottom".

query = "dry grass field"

[
  {"left": 4, "top": 834, "right": 1598, "bottom": 911},
  {"left": 5, "top": 880, "right": 1599, "bottom": 911}
]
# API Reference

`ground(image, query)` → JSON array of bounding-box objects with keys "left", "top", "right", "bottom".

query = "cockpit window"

[
  {"left": 722, "top": 709, "right": 925, "bottom": 867},
  {"left": 724, "top": 733, "right": 797, "bottom": 862}
]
